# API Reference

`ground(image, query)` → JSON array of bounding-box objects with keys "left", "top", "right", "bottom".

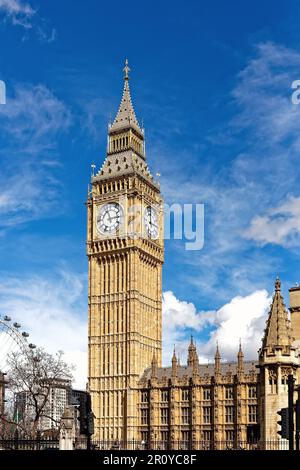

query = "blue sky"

[{"left": 1, "top": 0, "right": 300, "bottom": 386}]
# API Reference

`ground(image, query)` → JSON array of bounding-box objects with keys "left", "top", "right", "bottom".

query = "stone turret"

[
  {"left": 187, "top": 336, "right": 199, "bottom": 368},
  {"left": 214, "top": 343, "right": 221, "bottom": 376},
  {"left": 171, "top": 348, "right": 178, "bottom": 378},
  {"left": 151, "top": 354, "right": 158, "bottom": 379},
  {"left": 259, "top": 277, "right": 300, "bottom": 445},
  {"left": 237, "top": 341, "right": 244, "bottom": 375}
]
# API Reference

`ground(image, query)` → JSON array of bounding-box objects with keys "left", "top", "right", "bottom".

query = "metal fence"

[
  {"left": 76, "top": 439, "right": 290, "bottom": 451},
  {"left": 0, "top": 438, "right": 291, "bottom": 451},
  {"left": 0, "top": 437, "right": 59, "bottom": 450}
]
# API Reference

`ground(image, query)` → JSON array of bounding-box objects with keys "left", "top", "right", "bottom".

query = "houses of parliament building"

[{"left": 87, "top": 61, "right": 300, "bottom": 449}]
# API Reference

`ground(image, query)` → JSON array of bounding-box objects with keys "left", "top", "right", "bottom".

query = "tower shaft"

[{"left": 87, "top": 62, "right": 164, "bottom": 440}]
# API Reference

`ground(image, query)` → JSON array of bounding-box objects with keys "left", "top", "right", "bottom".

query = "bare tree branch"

[{"left": 4, "top": 347, "right": 74, "bottom": 437}]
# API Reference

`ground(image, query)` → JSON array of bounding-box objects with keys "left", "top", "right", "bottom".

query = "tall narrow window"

[
  {"left": 141, "top": 409, "right": 148, "bottom": 425},
  {"left": 248, "top": 405, "right": 257, "bottom": 423},
  {"left": 181, "top": 407, "right": 190, "bottom": 425},
  {"left": 225, "top": 387, "right": 234, "bottom": 399},
  {"left": 160, "top": 408, "right": 169, "bottom": 425},
  {"left": 225, "top": 406, "right": 235, "bottom": 423},
  {"left": 203, "top": 406, "right": 211, "bottom": 424}
]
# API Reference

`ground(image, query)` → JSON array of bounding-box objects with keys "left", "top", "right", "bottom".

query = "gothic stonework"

[
  {"left": 87, "top": 63, "right": 300, "bottom": 448},
  {"left": 87, "top": 61, "right": 164, "bottom": 441}
]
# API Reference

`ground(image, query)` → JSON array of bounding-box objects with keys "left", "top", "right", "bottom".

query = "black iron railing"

[
  {"left": 0, "top": 436, "right": 59, "bottom": 450},
  {"left": 75, "top": 439, "right": 290, "bottom": 451}
]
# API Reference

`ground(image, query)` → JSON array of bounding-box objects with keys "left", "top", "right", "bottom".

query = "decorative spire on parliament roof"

[
  {"left": 187, "top": 336, "right": 199, "bottom": 367},
  {"left": 261, "top": 277, "right": 294, "bottom": 351}
]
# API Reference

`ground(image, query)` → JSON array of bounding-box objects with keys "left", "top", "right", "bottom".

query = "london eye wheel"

[{"left": 0, "top": 314, "right": 36, "bottom": 373}]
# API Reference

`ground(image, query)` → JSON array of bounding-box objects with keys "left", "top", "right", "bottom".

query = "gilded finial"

[{"left": 123, "top": 59, "right": 130, "bottom": 80}]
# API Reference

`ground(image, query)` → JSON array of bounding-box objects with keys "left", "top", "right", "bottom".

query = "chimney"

[{"left": 289, "top": 285, "right": 300, "bottom": 342}]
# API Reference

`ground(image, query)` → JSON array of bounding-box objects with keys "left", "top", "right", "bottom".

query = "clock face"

[
  {"left": 144, "top": 206, "right": 159, "bottom": 239},
  {"left": 97, "top": 203, "right": 123, "bottom": 234}
]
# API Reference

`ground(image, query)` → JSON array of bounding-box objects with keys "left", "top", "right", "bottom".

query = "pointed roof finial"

[
  {"left": 172, "top": 346, "right": 177, "bottom": 363},
  {"left": 172, "top": 346, "right": 177, "bottom": 375},
  {"left": 123, "top": 59, "right": 130, "bottom": 80},
  {"left": 109, "top": 60, "right": 143, "bottom": 138},
  {"left": 275, "top": 276, "right": 281, "bottom": 292},
  {"left": 187, "top": 335, "right": 198, "bottom": 367},
  {"left": 238, "top": 340, "right": 244, "bottom": 362},
  {"left": 260, "top": 276, "right": 294, "bottom": 352},
  {"left": 215, "top": 342, "right": 221, "bottom": 375},
  {"left": 151, "top": 353, "right": 158, "bottom": 378}
]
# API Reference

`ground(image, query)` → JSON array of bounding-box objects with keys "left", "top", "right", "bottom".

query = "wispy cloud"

[
  {"left": 155, "top": 42, "right": 300, "bottom": 302},
  {"left": 0, "top": 0, "right": 56, "bottom": 42},
  {"left": 0, "top": 0, "right": 35, "bottom": 28},
  {"left": 232, "top": 42, "right": 300, "bottom": 146},
  {"left": 0, "top": 83, "right": 72, "bottom": 228},
  {"left": 245, "top": 195, "right": 300, "bottom": 247}
]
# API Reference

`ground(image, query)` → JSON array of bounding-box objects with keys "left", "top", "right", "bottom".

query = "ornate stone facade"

[
  {"left": 137, "top": 346, "right": 259, "bottom": 449},
  {"left": 136, "top": 279, "right": 300, "bottom": 449},
  {"left": 87, "top": 61, "right": 164, "bottom": 441},
  {"left": 87, "top": 62, "right": 300, "bottom": 447}
]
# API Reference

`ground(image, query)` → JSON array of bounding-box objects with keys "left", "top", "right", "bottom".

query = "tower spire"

[
  {"left": 261, "top": 277, "right": 294, "bottom": 353},
  {"left": 109, "top": 59, "right": 143, "bottom": 139},
  {"left": 215, "top": 342, "right": 221, "bottom": 375},
  {"left": 151, "top": 353, "right": 158, "bottom": 379},
  {"left": 187, "top": 335, "right": 199, "bottom": 367},
  {"left": 172, "top": 347, "right": 178, "bottom": 378},
  {"left": 237, "top": 340, "right": 244, "bottom": 374}
]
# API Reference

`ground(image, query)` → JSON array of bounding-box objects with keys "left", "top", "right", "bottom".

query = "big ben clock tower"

[{"left": 87, "top": 61, "right": 164, "bottom": 441}]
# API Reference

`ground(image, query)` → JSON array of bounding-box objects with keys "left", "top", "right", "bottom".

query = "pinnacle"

[
  {"left": 262, "top": 277, "right": 294, "bottom": 349},
  {"left": 109, "top": 60, "right": 143, "bottom": 136}
]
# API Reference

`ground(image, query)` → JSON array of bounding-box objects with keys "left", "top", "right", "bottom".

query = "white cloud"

[
  {"left": 0, "top": 269, "right": 87, "bottom": 388},
  {"left": 245, "top": 196, "right": 300, "bottom": 247},
  {"left": 0, "top": 275, "right": 271, "bottom": 387},
  {"left": 0, "top": 0, "right": 56, "bottom": 41},
  {"left": 0, "top": 83, "right": 72, "bottom": 228},
  {"left": 162, "top": 289, "right": 271, "bottom": 365},
  {"left": 200, "top": 290, "right": 271, "bottom": 361}
]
